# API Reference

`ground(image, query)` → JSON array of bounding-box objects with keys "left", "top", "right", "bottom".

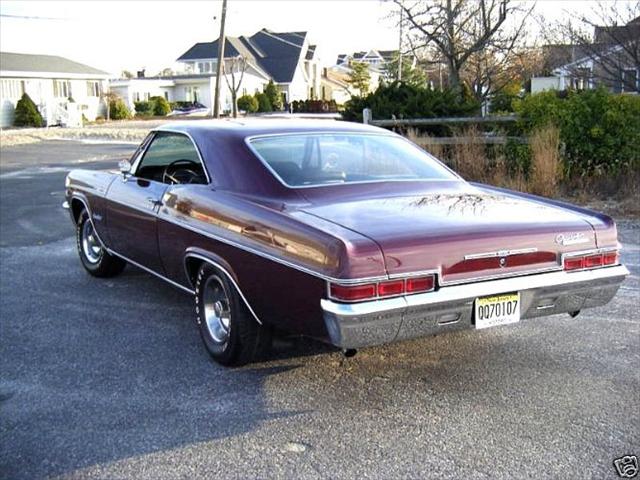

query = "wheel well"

[
  {"left": 70, "top": 198, "right": 86, "bottom": 223},
  {"left": 185, "top": 256, "right": 205, "bottom": 288}
]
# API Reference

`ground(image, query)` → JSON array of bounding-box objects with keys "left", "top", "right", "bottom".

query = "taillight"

[
  {"left": 406, "top": 276, "right": 435, "bottom": 293},
  {"left": 329, "top": 274, "right": 435, "bottom": 302},
  {"left": 603, "top": 251, "right": 618, "bottom": 265},
  {"left": 329, "top": 283, "right": 376, "bottom": 302},
  {"left": 564, "top": 257, "right": 584, "bottom": 271},
  {"left": 564, "top": 250, "right": 618, "bottom": 272},
  {"left": 584, "top": 254, "right": 603, "bottom": 268},
  {"left": 377, "top": 280, "right": 404, "bottom": 297}
]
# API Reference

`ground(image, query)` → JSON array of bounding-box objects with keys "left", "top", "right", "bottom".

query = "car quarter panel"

[{"left": 155, "top": 186, "right": 387, "bottom": 336}]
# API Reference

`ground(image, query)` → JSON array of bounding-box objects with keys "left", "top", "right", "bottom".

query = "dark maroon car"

[{"left": 64, "top": 120, "right": 629, "bottom": 366}]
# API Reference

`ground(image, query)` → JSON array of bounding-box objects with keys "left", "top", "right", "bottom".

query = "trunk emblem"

[
  {"left": 555, "top": 233, "right": 588, "bottom": 246},
  {"left": 499, "top": 257, "right": 507, "bottom": 268}
]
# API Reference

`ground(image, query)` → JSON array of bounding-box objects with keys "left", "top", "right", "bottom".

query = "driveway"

[{"left": 1, "top": 140, "right": 638, "bottom": 479}]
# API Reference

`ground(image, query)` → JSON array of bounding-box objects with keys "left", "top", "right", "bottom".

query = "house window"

[
  {"left": 133, "top": 92, "right": 140, "bottom": 102},
  {"left": 86, "top": 81, "right": 101, "bottom": 97},
  {"left": 622, "top": 69, "right": 638, "bottom": 93},
  {"left": 198, "top": 62, "right": 211, "bottom": 74},
  {"left": 53, "top": 80, "right": 71, "bottom": 98},
  {"left": 186, "top": 86, "right": 200, "bottom": 102},
  {"left": 144, "top": 92, "right": 150, "bottom": 101},
  {"left": 164, "top": 91, "right": 169, "bottom": 100},
  {"left": 1, "top": 79, "right": 24, "bottom": 99}
]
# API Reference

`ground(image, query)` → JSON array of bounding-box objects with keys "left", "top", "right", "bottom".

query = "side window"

[{"left": 135, "top": 132, "right": 208, "bottom": 185}]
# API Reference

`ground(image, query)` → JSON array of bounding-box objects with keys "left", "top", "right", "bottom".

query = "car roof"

[
  {"left": 153, "top": 118, "right": 390, "bottom": 138},
  {"left": 149, "top": 119, "right": 397, "bottom": 198}
]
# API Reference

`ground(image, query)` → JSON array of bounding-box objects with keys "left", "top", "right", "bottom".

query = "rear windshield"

[{"left": 248, "top": 133, "right": 458, "bottom": 187}]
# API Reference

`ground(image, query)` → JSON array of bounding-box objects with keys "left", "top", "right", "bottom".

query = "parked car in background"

[{"left": 64, "top": 120, "right": 629, "bottom": 366}]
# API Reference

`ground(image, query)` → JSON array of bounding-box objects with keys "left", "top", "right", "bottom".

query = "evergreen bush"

[{"left": 14, "top": 93, "right": 44, "bottom": 127}]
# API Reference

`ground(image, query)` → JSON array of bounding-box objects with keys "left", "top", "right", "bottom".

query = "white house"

[
  {"left": 0, "top": 52, "right": 110, "bottom": 127},
  {"left": 109, "top": 29, "right": 325, "bottom": 114}
]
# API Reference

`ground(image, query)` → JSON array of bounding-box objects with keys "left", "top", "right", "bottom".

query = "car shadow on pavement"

[{"left": 0, "top": 251, "right": 313, "bottom": 480}]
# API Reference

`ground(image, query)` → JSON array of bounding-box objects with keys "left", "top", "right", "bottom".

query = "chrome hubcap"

[
  {"left": 203, "top": 277, "right": 231, "bottom": 344},
  {"left": 81, "top": 220, "right": 102, "bottom": 264}
]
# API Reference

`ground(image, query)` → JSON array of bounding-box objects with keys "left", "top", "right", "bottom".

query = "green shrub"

[
  {"left": 514, "top": 88, "right": 640, "bottom": 176},
  {"left": 264, "top": 80, "right": 282, "bottom": 111},
  {"left": 291, "top": 99, "right": 338, "bottom": 113},
  {"left": 341, "top": 82, "right": 480, "bottom": 127},
  {"left": 133, "top": 100, "right": 153, "bottom": 117},
  {"left": 150, "top": 96, "right": 171, "bottom": 116},
  {"left": 237, "top": 94, "right": 258, "bottom": 113},
  {"left": 14, "top": 93, "right": 44, "bottom": 127},
  {"left": 109, "top": 97, "right": 132, "bottom": 120},
  {"left": 255, "top": 92, "right": 272, "bottom": 113}
]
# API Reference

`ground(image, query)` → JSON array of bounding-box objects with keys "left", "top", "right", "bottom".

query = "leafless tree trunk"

[
  {"left": 395, "top": 0, "right": 532, "bottom": 100},
  {"left": 223, "top": 56, "right": 248, "bottom": 118}
]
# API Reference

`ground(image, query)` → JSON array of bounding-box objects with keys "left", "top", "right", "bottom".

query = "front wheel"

[
  {"left": 76, "top": 209, "right": 126, "bottom": 277},
  {"left": 195, "top": 263, "right": 271, "bottom": 366}
]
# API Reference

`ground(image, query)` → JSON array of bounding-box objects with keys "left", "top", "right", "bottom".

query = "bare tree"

[
  {"left": 394, "top": 0, "right": 532, "bottom": 99},
  {"left": 223, "top": 56, "right": 248, "bottom": 118},
  {"left": 541, "top": 1, "right": 640, "bottom": 91}
]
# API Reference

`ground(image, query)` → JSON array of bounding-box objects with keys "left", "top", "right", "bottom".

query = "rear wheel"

[
  {"left": 195, "top": 263, "right": 271, "bottom": 366},
  {"left": 76, "top": 209, "right": 126, "bottom": 277}
]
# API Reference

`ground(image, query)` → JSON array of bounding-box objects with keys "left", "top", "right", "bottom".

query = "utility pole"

[
  {"left": 398, "top": 1, "right": 403, "bottom": 82},
  {"left": 213, "top": 0, "right": 227, "bottom": 118}
]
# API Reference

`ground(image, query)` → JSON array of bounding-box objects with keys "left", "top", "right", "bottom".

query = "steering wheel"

[{"left": 162, "top": 159, "right": 203, "bottom": 185}]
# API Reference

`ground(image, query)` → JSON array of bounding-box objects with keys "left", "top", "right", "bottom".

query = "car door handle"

[{"left": 146, "top": 197, "right": 162, "bottom": 207}]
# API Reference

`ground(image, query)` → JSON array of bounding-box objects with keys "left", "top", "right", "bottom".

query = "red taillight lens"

[
  {"left": 377, "top": 280, "right": 404, "bottom": 297},
  {"left": 329, "top": 283, "right": 376, "bottom": 302},
  {"left": 603, "top": 251, "right": 618, "bottom": 265},
  {"left": 564, "top": 256, "right": 584, "bottom": 271},
  {"left": 406, "top": 275, "right": 435, "bottom": 293},
  {"left": 584, "top": 254, "right": 603, "bottom": 268}
]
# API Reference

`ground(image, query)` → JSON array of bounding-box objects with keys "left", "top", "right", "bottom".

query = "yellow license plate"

[{"left": 475, "top": 293, "right": 520, "bottom": 329}]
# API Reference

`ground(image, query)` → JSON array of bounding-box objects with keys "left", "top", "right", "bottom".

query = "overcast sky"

[{"left": 0, "top": 1, "right": 635, "bottom": 76}]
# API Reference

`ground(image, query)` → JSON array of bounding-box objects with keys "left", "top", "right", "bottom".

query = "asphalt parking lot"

[{"left": 1, "top": 139, "right": 638, "bottom": 479}]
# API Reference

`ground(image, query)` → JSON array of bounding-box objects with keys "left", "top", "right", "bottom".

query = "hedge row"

[{"left": 514, "top": 88, "right": 640, "bottom": 176}]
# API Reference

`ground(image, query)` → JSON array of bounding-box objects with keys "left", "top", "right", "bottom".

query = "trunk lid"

[{"left": 299, "top": 182, "right": 597, "bottom": 284}]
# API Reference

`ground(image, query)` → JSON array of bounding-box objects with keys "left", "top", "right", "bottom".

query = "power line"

[{"left": 0, "top": 14, "right": 69, "bottom": 21}]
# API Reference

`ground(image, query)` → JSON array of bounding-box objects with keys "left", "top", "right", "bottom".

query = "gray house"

[{"left": 0, "top": 52, "right": 110, "bottom": 127}]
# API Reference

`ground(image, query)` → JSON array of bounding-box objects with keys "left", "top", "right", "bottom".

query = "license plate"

[{"left": 475, "top": 293, "right": 520, "bottom": 329}]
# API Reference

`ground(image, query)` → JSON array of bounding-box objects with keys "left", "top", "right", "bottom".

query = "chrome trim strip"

[
  {"left": 388, "top": 269, "right": 439, "bottom": 279},
  {"left": 243, "top": 132, "right": 460, "bottom": 190},
  {"left": 183, "top": 253, "right": 262, "bottom": 325},
  {"left": 143, "top": 129, "right": 213, "bottom": 185},
  {"left": 464, "top": 247, "right": 538, "bottom": 260},
  {"left": 438, "top": 265, "right": 563, "bottom": 286},
  {"left": 561, "top": 246, "right": 619, "bottom": 258},
  {"left": 321, "top": 264, "right": 630, "bottom": 318},
  {"left": 107, "top": 249, "right": 194, "bottom": 295}
]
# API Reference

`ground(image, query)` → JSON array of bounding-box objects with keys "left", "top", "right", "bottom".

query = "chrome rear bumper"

[{"left": 321, "top": 265, "right": 629, "bottom": 349}]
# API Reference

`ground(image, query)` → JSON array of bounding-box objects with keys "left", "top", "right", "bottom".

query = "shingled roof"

[
  {"left": 177, "top": 29, "right": 309, "bottom": 83},
  {"left": 0, "top": 52, "right": 109, "bottom": 76}
]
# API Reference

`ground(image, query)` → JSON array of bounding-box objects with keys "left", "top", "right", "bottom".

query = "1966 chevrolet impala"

[{"left": 64, "top": 120, "right": 629, "bottom": 366}]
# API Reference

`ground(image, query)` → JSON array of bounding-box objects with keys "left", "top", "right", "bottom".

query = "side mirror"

[{"left": 118, "top": 159, "right": 132, "bottom": 179}]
